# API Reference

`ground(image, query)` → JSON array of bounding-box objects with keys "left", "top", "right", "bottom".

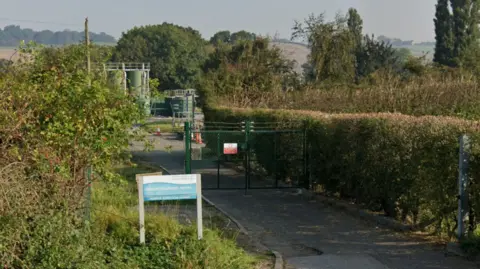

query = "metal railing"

[
  {"left": 164, "top": 89, "right": 197, "bottom": 97},
  {"left": 101, "top": 62, "right": 151, "bottom": 71}
]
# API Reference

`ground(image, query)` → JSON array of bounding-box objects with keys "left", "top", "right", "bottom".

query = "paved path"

[{"left": 131, "top": 134, "right": 479, "bottom": 269}]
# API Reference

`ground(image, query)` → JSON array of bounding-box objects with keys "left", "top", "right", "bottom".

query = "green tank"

[
  {"left": 127, "top": 71, "right": 151, "bottom": 116},
  {"left": 127, "top": 71, "right": 142, "bottom": 97},
  {"left": 165, "top": 95, "right": 195, "bottom": 118}
]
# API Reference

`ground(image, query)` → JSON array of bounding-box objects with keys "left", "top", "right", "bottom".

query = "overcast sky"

[{"left": 0, "top": 0, "right": 437, "bottom": 42}]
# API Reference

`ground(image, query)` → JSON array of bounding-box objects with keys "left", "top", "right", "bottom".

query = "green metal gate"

[{"left": 184, "top": 120, "right": 309, "bottom": 191}]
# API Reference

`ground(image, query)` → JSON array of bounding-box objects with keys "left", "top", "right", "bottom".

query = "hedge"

[{"left": 204, "top": 107, "right": 480, "bottom": 235}]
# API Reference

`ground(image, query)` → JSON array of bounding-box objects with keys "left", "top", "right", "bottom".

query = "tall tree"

[
  {"left": 347, "top": 8, "right": 364, "bottom": 82},
  {"left": 200, "top": 38, "right": 295, "bottom": 107},
  {"left": 210, "top": 30, "right": 231, "bottom": 45},
  {"left": 433, "top": 0, "right": 454, "bottom": 66},
  {"left": 230, "top": 31, "right": 256, "bottom": 43},
  {"left": 292, "top": 13, "right": 356, "bottom": 84},
  {"left": 347, "top": 8, "right": 363, "bottom": 49},
  {"left": 450, "top": 0, "right": 480, "bottom": 66},
  {"left": 113, "top": 23, "right": 208, "bottom": 90}
]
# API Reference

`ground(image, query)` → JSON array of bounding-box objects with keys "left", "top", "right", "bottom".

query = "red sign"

[{"left": 223, "top": 143, "right": 238, "bottom": 154}]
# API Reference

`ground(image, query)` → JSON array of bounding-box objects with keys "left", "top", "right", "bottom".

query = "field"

[{"left": 0, "top": 47, "right": 17, "bottom": 60}]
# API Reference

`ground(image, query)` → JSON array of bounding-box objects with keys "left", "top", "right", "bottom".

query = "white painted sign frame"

[{"left": 136, "top": 173, "right": 203, "bottom": 243}]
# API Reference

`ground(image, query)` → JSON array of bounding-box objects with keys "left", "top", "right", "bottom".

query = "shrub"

[
  {"left": 205, "top": 107, "right": 480, "bottom": 236},
  {"left": 199, "top": 67, "right": 480, "bottom": 120}
]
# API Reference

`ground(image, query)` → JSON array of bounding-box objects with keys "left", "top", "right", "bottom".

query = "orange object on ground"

[{"left": 195, "top": 132, "right": 203, "bottom": 144}]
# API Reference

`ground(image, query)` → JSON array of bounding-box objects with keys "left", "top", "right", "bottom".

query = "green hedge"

[{"left": 205, "top": 107, "right": 480, "bottom": 235}]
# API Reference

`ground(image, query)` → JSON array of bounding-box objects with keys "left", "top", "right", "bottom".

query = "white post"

[
  {"left": 122, "top": 63, "right": 127, "bottom": 94},
  {"left": 137, "top": 175, "right": 146, "bottom": 244},
  {"left": 196, "top": 174, "right": 203, "bottom": 240}
]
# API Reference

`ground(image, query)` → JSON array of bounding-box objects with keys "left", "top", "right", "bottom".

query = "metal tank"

[{"left": 127, "top": 70, "right": 150, "bottom": 116}]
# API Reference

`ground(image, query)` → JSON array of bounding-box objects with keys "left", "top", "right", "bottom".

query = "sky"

[{"left": 0, "top": 0, "right": 437, "bottom": 42}]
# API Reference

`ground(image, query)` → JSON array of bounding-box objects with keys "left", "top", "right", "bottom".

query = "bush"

[
  {"left": 0, "top": 43, "right": 145, "bottom": 266},
  {"left": 200, "top": 67, "right": 480, "bottom": 120},
  {"left": 205, "top": 107, "right": 480, "bottom": 236},
  {"left": 1, "top": 43, "right": 258, "bottom": 268}
]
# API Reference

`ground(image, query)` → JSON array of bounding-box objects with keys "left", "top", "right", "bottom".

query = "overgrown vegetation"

[
  {"left": 0, "top": 42, "right": 142, "bottom": 266},
  {"left": 87, "top": 163, "right": 259, "bottom": 268},
  {"left": 0, "top": 43, "right": 259, "bottom": 268}
]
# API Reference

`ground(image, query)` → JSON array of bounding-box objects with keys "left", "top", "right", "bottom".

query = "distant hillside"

[
  {"left": 270, "top": 40, "right": 309, "bottom": 74},
  {"left": 0, "top": 25, "right": 116, "bottom": 47},
  {"left": 271, "top": 39, "right": 435, "bottom": 71}
]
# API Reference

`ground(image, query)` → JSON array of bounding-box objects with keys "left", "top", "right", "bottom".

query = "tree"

[
  {"left": 200, "top": 38, "right": 296, "bottom": 108},
  {"left": 210, "top": 30, "right": 231, "bottom": 45},
  {"left": 434, "top": 0, "right": 454, "bottom": 66},
  {"left": 394, "top": 48, "right": 413, "bottom": 64},
  {"left": 292, "top": 13, "right": 356, "bottom": 84},
  {"left": 347, "top": 8, "right": 363, "bottom": 49},
  {"left": 210, "top": 30, "right": 257, "bottom": 46},
  {"left": 347, "top": 8, "right": 364, "bottom": 82},
  {"left": 450, "top": 0, "right": 480, "bottom": 67},
  {"left": 113, "top": 23, "right": 208, "bottom": 90},
  {"left": 230, "top": 31, "right": 256, "bottom": 43},
  {"left": 377, "top": 35, "right": 414, "bottom": 46},
  {"left": 356, "top": 35, "right": 400, "bottom": 79},
  {"left": 0, "top": 25, "right": 116, "bottom": 46}
]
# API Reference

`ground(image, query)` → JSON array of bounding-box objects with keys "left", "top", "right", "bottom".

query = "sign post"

[{"left": 136, "top": 173, "right": 202, "bottom": 243}]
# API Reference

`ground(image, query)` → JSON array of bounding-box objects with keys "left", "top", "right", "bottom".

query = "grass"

[
  {"left": 88, "top": 162, "right": 269, "bottom": 268},
  {"left": 142, "top": 121, "right": 184, "bottom": 133}
]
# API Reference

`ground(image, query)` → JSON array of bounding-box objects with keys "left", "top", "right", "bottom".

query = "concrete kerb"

[{"left": 149, "top": 163, "right": 284, "bottom": 269}]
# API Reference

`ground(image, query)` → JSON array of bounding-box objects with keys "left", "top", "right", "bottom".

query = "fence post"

[
  {"left": 457, "top": 134, "right": 470, "bottom": 240},
  {"left": 244, "top": 120, "right": 251, "bottom": 195},
  {"left": 217, "top": 133, "right": 221, "bottom": 189},
  {"left": 274, "top": 132, "right": 278, "bottom": 188},
  {"left": 185, "top": 121, "right": 191, "bottom": 174}
]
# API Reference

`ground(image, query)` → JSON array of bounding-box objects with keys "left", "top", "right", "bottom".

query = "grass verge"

[
  {"left": 89, "top": 162, "right": 272, "bottom": 268},
  {"left": 142, "top": 122, "right": 184, "bottom": 133}
]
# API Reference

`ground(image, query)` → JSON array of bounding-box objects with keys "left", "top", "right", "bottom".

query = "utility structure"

[{"left": 102, "top": 62, "right": 151, "bottom": 115}]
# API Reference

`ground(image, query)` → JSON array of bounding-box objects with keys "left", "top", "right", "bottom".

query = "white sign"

[
  {"left": 136, "top": 173, "right": 203, "bottom": 243},
  {"left": 223, "top": 143, "right": 238, "bottom": 154}
]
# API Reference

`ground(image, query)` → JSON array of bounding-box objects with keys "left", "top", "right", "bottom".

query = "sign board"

[
  {"left": 136, "top": 173, "right": 202, "bottom": 243},
  {"left": 223, "top": 143, "right": 238, "bottom": 155}
]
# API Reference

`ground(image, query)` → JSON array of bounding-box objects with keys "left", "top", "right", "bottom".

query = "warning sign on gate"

[{"left": 223, "top": 143, "right": 238, "bottom": 155}]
